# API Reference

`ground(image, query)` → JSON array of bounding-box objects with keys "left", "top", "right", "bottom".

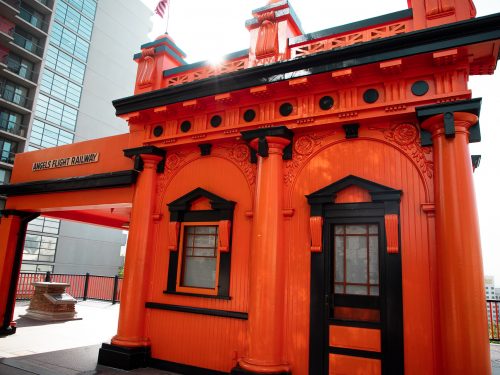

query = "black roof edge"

[{"left": 113, "top": 12, "right": 500, "bottom": 117}]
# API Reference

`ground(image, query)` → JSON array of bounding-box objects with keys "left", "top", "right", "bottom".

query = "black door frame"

[{"left": 306, "top": 175, "right": 403, "bottom": 375}]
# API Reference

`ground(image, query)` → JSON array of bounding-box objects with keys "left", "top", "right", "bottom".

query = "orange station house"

[{"left": 1, "top": 0, "right": 499, "bottom": 374}]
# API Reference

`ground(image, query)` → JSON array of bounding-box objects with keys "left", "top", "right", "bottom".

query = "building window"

[
  {"left": 34, "top": 94, "right": 77, "bottom": 131},
  {"left": 27, "top": 217, "right": 60, "bottom": 235},
  {"left": 50, "top": 22, "right": 90, "bottom": 61},
  {"left": 20, "top": 263, "right": 54, "bottom": 273},
  {"left": 30, "top": 119, "right": 75, "bottom": 148},
  {"left": 0, "top": 138, "right": 18, "bottom": 164},
  {"left": 177, "top": 224, "right": 219, "bottom": 294},
  {"left": 333, "top": 224, "right": 379, "bottom": 296},
  {"left": 23, "top": 234, "right": 57, "bottom": 262},
  {"left": 166, "top": 188, "right": 235, "bottom": 299},
  {"left": 40, "top": 70, "right": 82, "bottom": 107},
  {"left": 0, "top": 168, "right": 11, "bottom": 184},
  {"left": 45, "top": 45, "right": 86, "bottom": 84}
]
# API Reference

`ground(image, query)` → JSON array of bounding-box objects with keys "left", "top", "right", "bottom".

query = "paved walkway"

[
  {"left": 0, "top": 301, "right": 176, "bottom": 374},
  {"left": 492, "top": 343, "right": 500, "bottom": 375},
  {"left": 1, "top": 301, "right": 499, "bottom": 374}
]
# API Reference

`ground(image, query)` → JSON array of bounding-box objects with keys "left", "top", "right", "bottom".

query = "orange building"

[{"left": 0, "top": 0, "right": 499, "bottom": 374}]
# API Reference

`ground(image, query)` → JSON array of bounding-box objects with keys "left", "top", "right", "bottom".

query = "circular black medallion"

[
  {"left": 363, "top": 89, "right": 379, "bottom": 104},
  {"left": 243, "top": 109, "right": 256, "bottom": 122},
  {"left": 153, "top": 126, "right": 163, "bottom": 137},
  {"left": 210, "top": 115, "right": 222, "bottom": 128},
  {"left": 411, "top": 80, "right": 429, "bottom": 96},
  {"left": 279, "top": 102, "right": 294, "bottom": 117},
  {"left": 319, "top": 96, "right": 334, "bottom": 110},
  {"left": 180, "top": 120, "right": 191, "bottom": 133}
]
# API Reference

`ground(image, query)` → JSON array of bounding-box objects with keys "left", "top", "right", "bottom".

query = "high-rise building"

[{"left": 0, "top": 0, "right": 152, "bottom": 275}]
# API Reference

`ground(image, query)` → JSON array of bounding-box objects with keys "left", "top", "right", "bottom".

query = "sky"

[{"left": 139, "top": 0, "right": 500, "bottom": 284}]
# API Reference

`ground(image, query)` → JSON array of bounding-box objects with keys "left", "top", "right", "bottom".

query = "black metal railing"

[
  {"left": 1, "top": 0, "right": 21, "bottom": 9},
  {"left": 19, "top": 6, "right": 49, "bottom": 32},
  {"left": 12, "top": 31, "right": 43, "bottom": 56},
  {"left": 17, "top": 272, "right": 123, "bottom": 304},
  {"left": 488, "top": 299, "right": 500, "bottom": 342},
  {"left": 0, "top": 118, "right": 27, "bottom": 137},
  {"left": 2, "top": 55, "right": 38, "bottom": 82},
  {"left": 0, "top": 84, "right": 31, "bottom": 107}
]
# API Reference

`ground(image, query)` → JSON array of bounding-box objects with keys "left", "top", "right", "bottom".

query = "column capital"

[
  {"left": 241, "top": 126, "right": 293, "bottom": 161},
  {"left": 123, "top": 146, "right": 166, "bottom": 173},
  {"left": 416, "top": 98, "right": 481, "bottom": 146}
]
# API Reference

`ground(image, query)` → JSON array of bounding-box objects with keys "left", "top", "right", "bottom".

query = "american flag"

[{"left": 155, "top": 0, "right": 169, "bottom": 18}]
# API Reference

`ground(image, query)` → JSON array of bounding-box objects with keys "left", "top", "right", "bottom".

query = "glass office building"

[{"left": 0, "top": 0, "right": 152, "bottom": 275}]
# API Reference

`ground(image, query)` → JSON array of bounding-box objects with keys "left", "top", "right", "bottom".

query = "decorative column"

[
  {"left": 417, "top": 100, "right": 491, "bottom": 375},
  {"left": 234, "top": 126, "right": 293, "bottom": 375},
  {"left": 0, "top": 210, "right": 38, "bottom": 336},
  {"left": 98, "top": 146, "right": 165, "bottom": 370}
]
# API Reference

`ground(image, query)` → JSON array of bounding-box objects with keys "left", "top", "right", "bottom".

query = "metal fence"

[
  {"left": 488, "top": 299, "right": 500, "bottom": 342},
  {"left": 16, "top": 272, "right": 123, "bottom": 304}
]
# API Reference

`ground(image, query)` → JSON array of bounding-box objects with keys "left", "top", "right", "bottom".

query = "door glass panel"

[
  {"left": 334, "top": 236, "right": 344, "bottom": 283},
  {"left": 333, "top": 224, "right": 379, "bottom": 296},
  {"left": 346, "top": 235, "right": 367, "bottom": 283}
]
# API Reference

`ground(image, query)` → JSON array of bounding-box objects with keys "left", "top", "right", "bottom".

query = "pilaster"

[
  {"left": 233, "top": 126, "right": 293, "bottom": 374},
  {"left": 417, "top": 101, "right": 491, "bottom": 375},
  {"left": 98, "top": 146, "right": 165, "bottom": 370}
]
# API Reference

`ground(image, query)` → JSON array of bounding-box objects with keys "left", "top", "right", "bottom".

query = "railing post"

[
  {"left": 44, "top": 271, "right": 51, "bottom": 282},
  {"left": 112, "top": 275, "right": 119, "bottom": 305},
  {"left": 83, "top": 272, "right": 90, "bottom": 301}
]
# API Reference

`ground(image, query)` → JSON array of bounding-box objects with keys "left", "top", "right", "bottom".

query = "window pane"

[
  {"left": 182, "top": 257, "right": 216, "bottom": 289},
  {"left": 334, "top": 236, "right": 344, "bottom": 283},
  {"left": 346, "top": 285, "right": 368, "bottom": 295},
  {"left": 346, "top": 224, "right": 367, "bottom": 234},
  {"left": 368, "top": 224, "right": 378, "bottom": 234},
  {"left": 180, "top": 225, "right": 219, "bottom": 290},
  {"left": 346, "top": 236, "right": 367, "bottom": 283},
  {"left": 369, "top": 236, "right": 379, "bottom": 284}
]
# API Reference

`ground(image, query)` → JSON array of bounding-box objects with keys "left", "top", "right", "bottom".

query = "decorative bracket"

[
  {"left": 241, "top": 126, "right": 294, "bottom": 162},
  {"left": 310, "top": 216, "right": 323, "bottom": 252},
  {"left": 168, "top": 222, "right": 180, "bottom": 251},
  {"left": 218, "top": 220, "right": 231, "bottom": 252},
  {"left": 123, "top": 146, "right": 166, "bottom": 173},
  {"left": 416, "top": 98, "right": 482, "bottom": 146},
  {"left": 385, "top": 214, "right": 399, "bottom": 253}
]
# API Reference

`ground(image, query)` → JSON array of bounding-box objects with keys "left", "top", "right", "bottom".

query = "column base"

[
  {"left": 0, "top": 323, "right": 16, "bottom": 336},
  {"left": 231, "top": 365, "right": 290, "bottom": 375},
  {"left": 97, "top": 343, "right": 150, "bottom": 370}
]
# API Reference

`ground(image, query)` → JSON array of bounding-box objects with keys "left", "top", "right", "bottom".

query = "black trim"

[
  {"left": 167, "top": 188, "right": 235, "bottom": 299},
  {"left": 289, "top": 9, "right": 413, "bottom": 45},
  {"left": 343, "top": 124, "right": 360, "bottom": 139},
  {"left": 113, "top": 13, "right": 500, "bottom": 116},
  {"left": 123, "top": 146, "right": 166, "bottom": 173},
  {"left": 411, "top": 80, "right": 429, "bottom": 96},
  {"left": 416, "top": 98, "right": 482, "bottom": 146},
  {"left": 145, "top": 302, "right": 248, "bottom": 320},
  {"left": 199, "top": 143, "right": 213, "bottom": 156},
  {"left": 241, "top": 126, "right": 294, "bottom": 161},
  {"left": 329, "top": 347, "right": 382, "bottom": 360},
  {"left": 150, "top": 358, "right": 228, "bottom": 375},
  {"left": 330, "top": 319, "right": 381, "bottom": 329},
  {"left": 210, "top": 115, "right": 223, "bottom": 128},
  {"left": 0, "top": 170, "right": 138, "bottom": 197},
  {"left": 472, "top": 154, "right": 481, "bottom": 169},
  {"left": 243, "top": 109, "right": 256, "bottom": 122},
  {"left": 97, "top": 343, "right": 150, "bottom": 370},
  {"left": 319, "top": 96, "right": 334, "bottom": 110},
  {"left": 163, "top": 290, "right": 231, "bottom": 300},
  {"left": 153, "top": 125, "right": 164, "bottom": 137},
  {"left": 334, "top": 294, "right": 379, "bottom": 309},
  {"left": 307, "top": 175, "right": 403, "bottom": 375},
  {"left": 363, "top": 89, "right": 379, "bottom": 104},
  {"left": 1, "top": 211, "right": 39, "bottom": 335}
]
